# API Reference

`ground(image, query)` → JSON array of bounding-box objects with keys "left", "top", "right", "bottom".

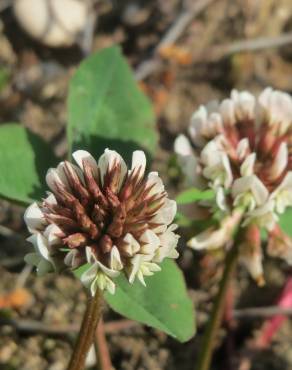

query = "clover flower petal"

[
  {"left": 271, "top": 172, "right": 292, "bottom": 214},
  {"left": 187, "top": 209, "right": 243, "bottom": 250},
  {"left": 239, "top": 225, "right": 264, "bottom": 286}
]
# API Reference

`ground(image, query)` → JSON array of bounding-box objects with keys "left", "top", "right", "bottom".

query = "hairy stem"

[
  {"left": 67, "top": 288, "right": 103, "bottom": 370},
  {"left": 195, "top": 241, "right": 239, "bottom": 370}
]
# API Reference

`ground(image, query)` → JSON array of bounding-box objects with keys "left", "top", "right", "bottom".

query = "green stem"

[
  {"left": 195, "top": 241, "right": 240, "bottom": 370},
  {"left": 67, "top": 288, "right": 103, "bottom": 370}
]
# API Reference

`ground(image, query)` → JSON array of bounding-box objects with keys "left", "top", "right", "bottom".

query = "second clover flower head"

[
  {"left": 24, "top": 149, "right": 179, "bottom": 295},
  {"left": 175, "top": 87, "right": 292, "bottom": 285}
]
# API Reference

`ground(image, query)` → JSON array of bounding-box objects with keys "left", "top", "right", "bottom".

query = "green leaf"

[
  {"left": 0, "top": 67, "right": 9, "bottom": 92},
  {"left": 105, "top": 259, "right": 195, "bottom": 342},
  {"left": 176, "top": 187, "right": 215, "bottom": 205},
  {"left": 68, "top": 46, "right": 158, "bottom": 162},
  {"left": 175, "top": 212, "right": 193, "bottom": 228},
  {"left": 73, "top": 263, "right": 90, "bottom": 278},
  {"left": 0, "top": 124, "right": 58, "bottom": 204},
  {"left": 279, "top": 207, "right": 292, "bottom": 237}
]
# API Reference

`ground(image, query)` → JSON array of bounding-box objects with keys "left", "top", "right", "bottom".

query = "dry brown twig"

[
  {"left": 0, "top": 317, "right": 139, "bottom": 336},
  {"left": 196, "top": 32, "right": 292, "bottom": 63},
  {"left": 4, "top": 306, "right": 292, "bottom": 338},
  {"left": 134, "top": 0, "right": 216, "bottom": 80},
  {"left": 0, "top": 317, "right": 80, "bottom": 336},
  {"left": 135, "top": 1, "right": 292, "bottom": 81},
  {"left": 233, "top": 306, "right": 292, "bottom": 319}
]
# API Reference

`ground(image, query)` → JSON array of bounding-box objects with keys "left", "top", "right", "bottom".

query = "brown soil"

[{"left": 1, "top": 0, "right": 292, "bottom": 369}]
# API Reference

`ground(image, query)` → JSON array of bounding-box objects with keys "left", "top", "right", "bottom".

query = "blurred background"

[{"left": 1, "top": 0, "right": 292, "bottom": 369}]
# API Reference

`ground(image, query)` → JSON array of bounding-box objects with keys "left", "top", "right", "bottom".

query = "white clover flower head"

[
  {"left": 175, "top": 87, "right": 292, "bottom": 284},
  {"left": 24, "top": 149, "right": 179, "bottom": 295}
]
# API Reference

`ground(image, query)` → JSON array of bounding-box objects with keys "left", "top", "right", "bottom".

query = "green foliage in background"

[
  {"left": 176, "top": 187, "right": 215, "bottom": 205},
  {"left": 0, "top": 124, "right": 57, "bottom": 203},
  {"left": 279, "top": 208, "right": 292, "bottom": 237},
  {"left": 105, "top": 260, "right": 195, "bottom": 342},
  {"left": 0, "top": 67, "right": 9, "bottom": 92},
  {"left": 68, "top": 46, "right": 158, "bottom": 163}
]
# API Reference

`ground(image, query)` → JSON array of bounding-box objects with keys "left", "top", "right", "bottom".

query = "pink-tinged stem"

[
  {"left": 195, "top": 240, "right": 240, "bottom": 370},
  {"left": 256, "top": 277, "right": 292, "bottom": 348},
  {"left": 96, "top": 319, "right": 113, "bottom": 370},
  {"left": 67, "top": 288, "right": 103, "bottom": 370}
]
